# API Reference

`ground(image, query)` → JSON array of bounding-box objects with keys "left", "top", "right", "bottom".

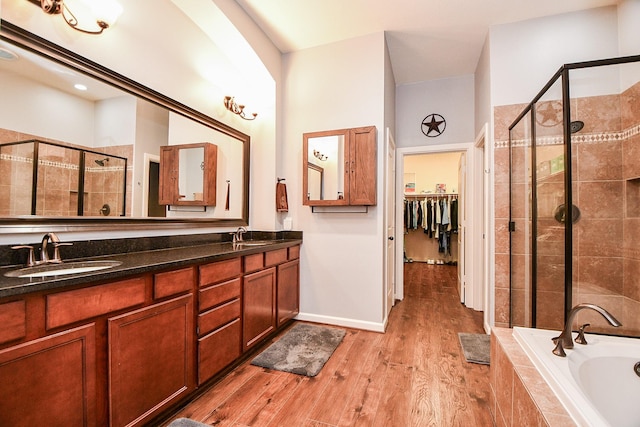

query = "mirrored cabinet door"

[
  {"left": 159, "top": 142, "right": 217, "bottom": 206},
  {"left": 303, "top": 126, "right": 376, "bottom": 207}
]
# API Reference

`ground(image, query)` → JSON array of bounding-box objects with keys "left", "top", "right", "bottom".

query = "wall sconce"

[
  {"left": 224, "top": 96, "right": 257, "bottom": 121},
  {"left": 313, "top": 150, "right": 328, "bottom": 161},
  {"left": 38, "top": 0, "right": 123, "bottom": 35}
]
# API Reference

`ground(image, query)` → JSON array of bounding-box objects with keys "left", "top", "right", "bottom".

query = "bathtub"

[{"left": 513, "top": 327, "right": 640, "bottom": 427}]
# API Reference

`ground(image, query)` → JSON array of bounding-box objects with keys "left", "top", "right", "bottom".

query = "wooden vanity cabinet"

[
  {"left": 243, "top": 267, "right": 277, "bottom": 351},
  {"left": 197, "top": 258, "right": 243, "bottom": 385},
  {"left": 0, "top": 243, "right": 300, "bottom": 427},
  {"left": 277, "top": 247, "right": 300, "bottom": 326},
  {"left": 0, "top": 323, "right": 96, "bottom": 427},
  {"left": 243, "top": 245, "right": 301, "bottom": 350},
  {"left": 108, "top": 294, "right": 194, "bottom": 427}
]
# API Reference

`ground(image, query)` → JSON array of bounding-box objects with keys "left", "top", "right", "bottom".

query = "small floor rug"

[
  {"left": 458, "top": 333, "right": 490, "bottom": 365},
  {"left": 251, "top": 322, "right": 346, "bottom": 377},
  {"left": 167, "top": 418, "right": 210, "bottom": 427}
]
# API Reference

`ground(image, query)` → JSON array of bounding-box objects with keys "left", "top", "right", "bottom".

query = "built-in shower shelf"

[{"left": 625, "top": 177, "right": 640, "bottom": 218}]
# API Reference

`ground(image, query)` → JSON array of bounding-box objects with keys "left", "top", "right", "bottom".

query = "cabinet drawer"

[
  {"left": 265, "top": 248, "right": 288, "bottom": 267},
  {"left": 198, "top": 298, "right": 240, "bottom": 337},
  {"left": 46, "top": 277, "right": 147, "bottom": 329},
  {"left": 0, "top": 300, "right": 26, "bottom": 345},
  {"left": 199, "top": 278, "right": 241, "bottom": 312},
  {"left": 244, "top": 253, "right": 264, "bottom": 273},
  {"left": 288, "top": 245, "right": 300, "bottom": 260},
  {"left": 200, "top": 258, "right": 242, "bottom": 287},
  {"left": 154, "top": 267, "right": 194, "bottom": 299},
  {"left": 198, "top": 318, "right": 241, "bottom": 385}
]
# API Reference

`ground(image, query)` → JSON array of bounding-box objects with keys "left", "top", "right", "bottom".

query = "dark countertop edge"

[{"left": 0, "top": 239, "right": 302, "bottom": 299}]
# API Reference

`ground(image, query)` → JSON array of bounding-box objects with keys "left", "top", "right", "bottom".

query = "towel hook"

[{"left": 277, "top": 177, "right": 286, "bottom": 183}]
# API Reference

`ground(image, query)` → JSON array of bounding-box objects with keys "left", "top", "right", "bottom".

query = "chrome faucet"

[
  {"left": 11, "top": 232, "right": 72, "bottom": 267},
  {"left": 552, "top": 303, "right": 622, "bottom": 357},
  {"left": 231, "top": 227, "right": 247, "bottom": 244},
  {"left": 40, "top": 232, "right": 61, "bottom": 264}
]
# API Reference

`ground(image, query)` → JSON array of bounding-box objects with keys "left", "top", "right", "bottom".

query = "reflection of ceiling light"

[
  {"left": 313, "top": 150, "right": 328, "bottom": 161},
  {"left": 74, "top": 83, "right": 87, "bottom": 91},
  {"left": 223, "top": 96, "right": 257, "bottom": 120},
  {"left": 0, "top": 47, "right": 18, "bottom": 61},
  {"left": 39, "top": 0, "right": 123, "bottom": 35}
]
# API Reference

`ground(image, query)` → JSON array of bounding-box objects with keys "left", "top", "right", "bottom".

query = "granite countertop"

[{"left": 0, "top": 238, "right": 302, "bottom": 299}]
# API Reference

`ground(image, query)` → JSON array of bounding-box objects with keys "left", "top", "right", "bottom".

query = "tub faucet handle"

[
  {"left": 551, "top": 336, "right": 567, "bottom": 357},
  {"left": 575, "top": 323, "right": 591, "bottom": 345}
]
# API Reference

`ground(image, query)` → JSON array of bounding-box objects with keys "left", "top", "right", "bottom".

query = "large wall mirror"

[{"left": 0, "top": 21, "right": 250, "bottom": 232}]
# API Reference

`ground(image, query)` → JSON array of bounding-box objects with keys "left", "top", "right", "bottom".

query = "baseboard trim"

[{"left": 295, "top": 312, "right": 386, "bottom": 333}]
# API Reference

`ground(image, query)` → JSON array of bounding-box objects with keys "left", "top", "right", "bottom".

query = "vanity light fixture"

[
  {"left": 39, "top": 0, "right": 123, "bottom": 35},
  {"left": 313, "top": 150, "right": 328, "bottom": 161},
  {"left": 223, "top": 96, "right": 257, "bottom": 121}
]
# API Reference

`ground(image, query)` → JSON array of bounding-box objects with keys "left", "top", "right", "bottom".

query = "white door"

[
  {"left": 458, "top": 153, "right": 467, "bottom": 304},
  {"left": 385, "top": 129, "right": 396, "bottom": 319}
]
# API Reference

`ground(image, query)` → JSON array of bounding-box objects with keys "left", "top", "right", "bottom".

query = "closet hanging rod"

[{"left": 404, "top": 193, "right": 458, "bottom": 198}]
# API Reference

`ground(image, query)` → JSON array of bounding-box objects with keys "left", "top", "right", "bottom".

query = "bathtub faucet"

[{"left": 552, "top": 303, "right": 622, "bottom": 357}]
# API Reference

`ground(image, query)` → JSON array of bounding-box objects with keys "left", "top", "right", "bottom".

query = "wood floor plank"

[
  {"left": 308, "top": 330, "right": 382, "bottom": 425},
  {"left": 371, "top": 362, "right": 413, "bottom": 426},
  {"left": 233, "top": 371, "right": 303, "bottom": 426},
  {"left": 161, "top": 263, "right": 494, "bottom": 427},
  {"left": 200, "top": 370, "right": 283, "bottom": 426}
]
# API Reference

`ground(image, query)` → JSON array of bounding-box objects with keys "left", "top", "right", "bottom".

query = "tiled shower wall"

[
  {"left": 0, "top": 128, "right": 133, "bottom": 217},
  {"left": 493, "top": 81, "right": 640, "bottom": 337}
]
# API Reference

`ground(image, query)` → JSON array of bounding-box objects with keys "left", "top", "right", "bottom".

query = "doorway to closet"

[{"left": 402, "top": 151, "right": 465, "bottom": 300}]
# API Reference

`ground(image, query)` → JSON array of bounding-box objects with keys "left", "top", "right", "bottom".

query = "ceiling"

[{"left": 234, "top": 0, "right": 619, "bottom": 85}]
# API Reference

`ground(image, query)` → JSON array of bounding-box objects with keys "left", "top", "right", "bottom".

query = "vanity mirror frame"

[{"left": 0, "top": 20, "right": 250, "bottom": 233}]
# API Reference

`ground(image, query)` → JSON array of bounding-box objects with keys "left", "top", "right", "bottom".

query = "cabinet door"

[
  {"left": 348, "top": 126, "right": 377, "bottom": 205},
  {"left": 277, "top": 259, "right": 299, "bottom": 327},
  {"left": 0, "top": 324, "right": 96, "bottom": 427},
  {"left": 108, "top": 294, "right": 194, "bottom": 427},
  {"left": 243, "top": 268, "right": 276, "bottom": 351},
  {"left": 158, "top": 145, "right": 177, "bottom": 205}
]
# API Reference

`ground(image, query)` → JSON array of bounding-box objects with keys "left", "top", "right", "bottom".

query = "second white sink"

[{"left": 5, "top": 260, "right": 122, "bottom": 278}]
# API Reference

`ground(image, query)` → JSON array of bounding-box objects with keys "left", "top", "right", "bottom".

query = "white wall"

[
  {"left": 396, "top": 75, "right": 475, "bottom": 148},
  {"left": 282, "top": 32, "right": 388, "bottom": 330},
  {"left": 489, "top": 6, "right": 620, "bottom": 107},
  {"left": 0, "top": 72, "right": 95, "bottom": 144}
]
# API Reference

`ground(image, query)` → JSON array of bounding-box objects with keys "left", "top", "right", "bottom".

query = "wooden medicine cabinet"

[
  {"left": 159, "top": 142, "right": 218, "bottom": 206},
  {"left": 303, "top": 126, "right": 377, "bottom": 207}
]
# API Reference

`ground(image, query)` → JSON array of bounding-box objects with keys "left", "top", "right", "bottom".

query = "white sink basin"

[{"left": 4, "top": 260, "right": 122, "bottom": 278}]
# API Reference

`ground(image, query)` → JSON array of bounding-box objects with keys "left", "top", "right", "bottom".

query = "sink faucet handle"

[
  {"left": 575, "top": 323, "right": 591, "bottom": 345},
  {"left": 11, "top": 245, "right": 36, "bottom": 267},
  {"left": 51, "top": 242, "right": 73, "bottom": 263}
]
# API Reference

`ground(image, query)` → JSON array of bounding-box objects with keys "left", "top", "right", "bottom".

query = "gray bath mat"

[
  {"left": 167, "top": 418, "right": 210, "bottom": 427},
  {"left": 458, "top": 333, "right": 490, "bottom": 365},
  {"left": 251, "top": 322, "right": 346, "bottom": 377}
]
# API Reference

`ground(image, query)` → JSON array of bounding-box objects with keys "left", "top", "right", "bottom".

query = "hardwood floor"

[{"left": 161, "top": 263, "right": 493, "bottom": 426}]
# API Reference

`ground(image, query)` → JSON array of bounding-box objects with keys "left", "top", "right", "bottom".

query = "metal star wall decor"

[{"left": 421, "top": 113, "right": 446, "bottom": 137}]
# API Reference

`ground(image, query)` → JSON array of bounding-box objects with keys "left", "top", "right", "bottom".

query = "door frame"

[
  {"left": 394, "top": 142, "right": 483, "bottom": 314},
  {"left": 383, "top": 127, "right": 396, "bottom": 327},
  {"left": 141, "top": 153, "right": 160, "bottom": 217}
]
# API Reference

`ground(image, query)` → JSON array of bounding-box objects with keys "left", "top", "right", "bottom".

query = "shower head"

[
  {"left": 95, "top": 158, "right": 109, "bottom": 167},
  {"left": 570, "top": 120, "right": 584, "bottom": 134}
]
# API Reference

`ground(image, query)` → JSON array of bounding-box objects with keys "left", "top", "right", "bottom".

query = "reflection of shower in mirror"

[{"left": 95, "top": 158, "right": 109, "bottom": 167}]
